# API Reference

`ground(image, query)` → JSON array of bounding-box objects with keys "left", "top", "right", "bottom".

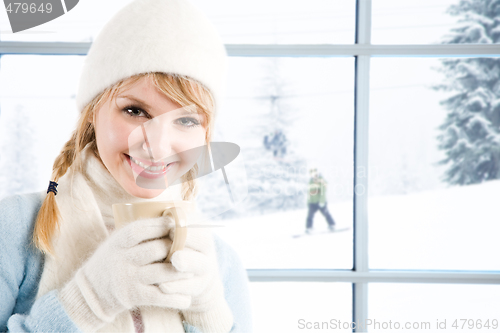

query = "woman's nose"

[{"left": 142, "top": 121, "right": 173, "bottom": 161}]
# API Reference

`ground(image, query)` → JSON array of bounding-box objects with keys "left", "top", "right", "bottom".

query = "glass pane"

[
  {"left": 372, "top": 0, "right": 500, "bottom": 45},
  {"left": 0, "top": 55, "right": 83, "bottom": 200},
  {"left": 370, "top": 284, "right": 500, "bottom": 331},
  {"left": 369, "top": 57, "right": 500, "bottom": 270},
  {"left": 0, "top": 0, "right": 355, "bottom": 44},
  {"left": 192, "top": 0, "right": 355, "bottom": 44},
  {"left": 206, "top": 57, "right": 355, "bottom": 269},
  {"left": 251, "top": 282, "right": 352, "bottom": 332}
]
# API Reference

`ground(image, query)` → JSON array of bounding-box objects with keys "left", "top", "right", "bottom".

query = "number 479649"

[
  {"left": 6, "top": 3, "right": 53, "bottom": 14},
  {"left": 452, "top": 319, "right": 498, "bottom": 330}
]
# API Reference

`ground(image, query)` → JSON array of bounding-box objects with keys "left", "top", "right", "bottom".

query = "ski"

[{"left": 293, "top": 227, "right": 351, "bottom": 238}]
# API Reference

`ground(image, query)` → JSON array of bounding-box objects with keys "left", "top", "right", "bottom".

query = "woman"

[{"left": 0, "top": 0, "right": 252, "bottom": 332}]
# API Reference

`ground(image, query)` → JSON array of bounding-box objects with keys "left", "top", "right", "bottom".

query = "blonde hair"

[{"left": 33, "top": 72, "right": 215, "bottom": 255}]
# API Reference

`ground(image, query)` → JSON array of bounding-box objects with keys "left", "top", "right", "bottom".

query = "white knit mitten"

[
  {"left": 58, "top": 216, "right": 193, "bottom": 332},
  {"left": 159, "top": 226, "right": 234, "bottom": 333}
]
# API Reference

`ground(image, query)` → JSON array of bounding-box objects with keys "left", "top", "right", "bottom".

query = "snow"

[
  {"left": 369, "top": 179, "right": 500, "bottom": 270},
  {"left": 211, "top": 179, "right": 500, "bottom": 332},
  {"left": 466, "top": 114, "right": 491, "bottom": 133},
  {"left": 212, "top": 178, "right": 500, "bottom": 272},
  {"left": 456, "top": 62, "right": 484, "bottom": 78},
  {"left": 464, "top": 12, "right": 495, "bottom": 28},
  {"left": 212, "top": 201, "right": 353, "bottom": 269},
  {"left": 466, "top": 96, "right": 488, "bottom": 111}
]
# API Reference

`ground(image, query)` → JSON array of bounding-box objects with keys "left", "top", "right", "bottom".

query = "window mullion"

[
  {"left": 1, "top": 42, "right": 499, "bottom": 57},
  {"left": 354, "top": 0, "right": 371, "bottom": 331}
]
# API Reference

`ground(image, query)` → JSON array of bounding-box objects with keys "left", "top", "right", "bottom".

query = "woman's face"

[{"left": 93, "top": 76, "right": 207, "bottom": 198}]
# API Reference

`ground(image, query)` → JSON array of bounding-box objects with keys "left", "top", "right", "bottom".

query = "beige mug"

[{"left": 112, "top": 201, "right": 193, "bottom": 262}]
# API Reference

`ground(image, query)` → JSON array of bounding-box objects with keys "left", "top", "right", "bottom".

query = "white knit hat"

[{"left": 76, "top": 0, "right": 227, "bottom": 114}]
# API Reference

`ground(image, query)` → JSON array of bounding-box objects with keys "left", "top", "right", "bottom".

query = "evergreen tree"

[
  {"left": 435, "top": 0, "right": 500, "bottom": 185},
  {"left": 195, "top": 58, "right": 307, "bottom": 220},
  {"left": 239, "top": 58, "right": 307, "bottom": 216},
  {"left": 240, "top": 58, "right": 306, "bottom": 215}
]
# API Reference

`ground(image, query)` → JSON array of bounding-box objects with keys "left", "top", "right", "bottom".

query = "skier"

[
  {"left": 263, "top": 129, "right": 288, "bottom": 158},
  {"left": 305, "top": 168, "right": 336, "bottom": 234},
  {"left": 263, "top": 132, "right": 272, "bottom": 150},
  {"left": 273, "top": 129, "right": 287, "bottom": 158}
]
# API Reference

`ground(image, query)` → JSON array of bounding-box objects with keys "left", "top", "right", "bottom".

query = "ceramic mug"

[{"left": 112, "top": 201, "right": 192, "bottom": 262}]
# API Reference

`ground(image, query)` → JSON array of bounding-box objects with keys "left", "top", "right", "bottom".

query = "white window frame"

[{"left": 1, "top": 0, "right": 500, "bottom": 331}]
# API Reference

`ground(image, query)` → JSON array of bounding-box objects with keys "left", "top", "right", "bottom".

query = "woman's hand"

[
  {"left": 159, "top": 225, "right": 234, "bottom": 333},
  {"left": 58, "top": 216, "right": 192, "bottom": 332}
]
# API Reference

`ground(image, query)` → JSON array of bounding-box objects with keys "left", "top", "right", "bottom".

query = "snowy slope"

[
  {"left": 214, "top": 179, "right": 499, "bottom": 271},
  {"left": 212, "top": 180, "right": 500, "bottom": 333}
]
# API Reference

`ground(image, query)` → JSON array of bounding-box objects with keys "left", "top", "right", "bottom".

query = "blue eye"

[{"left": 177, "top": 117, "right": 200, "bottom": 128}]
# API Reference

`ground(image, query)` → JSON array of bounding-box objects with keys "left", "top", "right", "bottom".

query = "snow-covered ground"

[
  {"left": 369, "top": 179, "right": 500, "bottom": 271},
  {"left": 213, "top": 180, "right": 500, "bottom": 332},
  {"left": 213, "top": 202, "right": 353, "bottom": 269}
]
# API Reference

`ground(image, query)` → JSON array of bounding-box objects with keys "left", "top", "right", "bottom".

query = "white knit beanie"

[{"left": 76, "top": 0, "right": 227, "bottom": 114}]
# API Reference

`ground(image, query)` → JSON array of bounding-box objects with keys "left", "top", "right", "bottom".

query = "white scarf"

[{"left": 36, "top": 146, "right": 186, "bottom": 332}]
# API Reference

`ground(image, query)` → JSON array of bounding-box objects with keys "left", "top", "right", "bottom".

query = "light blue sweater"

[{"left": 0, "top": 192, "right": 252, "bottom": 333}]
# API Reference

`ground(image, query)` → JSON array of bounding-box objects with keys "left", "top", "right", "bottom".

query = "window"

[{"left": 1, "top": 0, "right": 499, "bottom": 332}]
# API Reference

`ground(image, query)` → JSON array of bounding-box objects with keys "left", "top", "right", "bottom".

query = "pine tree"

[
  {"left": 195, "top": 58, "right": 308, "bottom": 220},
  {"left": 435, "top": 0, "right": 500, "bottom": 185},
  {"left": 240, "top": 58, "right": 307, "bottom": 216},
  {"left": 239, "top": 58, "right": 307, "bottom": 216}
]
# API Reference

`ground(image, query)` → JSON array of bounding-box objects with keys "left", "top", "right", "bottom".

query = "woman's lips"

[{"left": 125, "top": 154, "right": 176, "bottom": 179}]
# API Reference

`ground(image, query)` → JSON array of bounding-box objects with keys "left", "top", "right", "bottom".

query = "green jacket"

[{"left": 307, "top": 176, "right": 327, "bottom": 204}]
